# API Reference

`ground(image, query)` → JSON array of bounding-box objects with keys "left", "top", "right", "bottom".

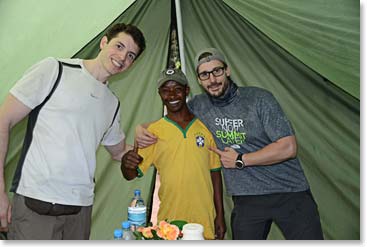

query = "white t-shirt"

[{"left": 10, "top": 57, "right": 125, "bottom": 206}]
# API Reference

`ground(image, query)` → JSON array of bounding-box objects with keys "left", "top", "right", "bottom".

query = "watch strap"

[
  {"left": 236, "top": 153, "right": 243, "bottom": 163},
  {"left": 235, "top": 153, "right": 245, "bottom": 169}
]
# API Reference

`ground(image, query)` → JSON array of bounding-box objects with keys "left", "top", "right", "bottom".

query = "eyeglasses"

[{"left": 198, "top": 67, "right": 225, "bottom": 80}]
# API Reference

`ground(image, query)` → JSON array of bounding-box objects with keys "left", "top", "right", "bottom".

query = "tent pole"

[{"left": 175, "top": 0, "right": 185, "bottom": 74}]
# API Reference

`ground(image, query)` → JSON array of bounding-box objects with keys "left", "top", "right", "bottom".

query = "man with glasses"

[{"left": 136, "top": 48, "right": 323, "bottom": 240}]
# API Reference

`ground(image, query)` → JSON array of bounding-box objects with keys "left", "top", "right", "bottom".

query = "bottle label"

[{"left": 128, "top": 206, "right": 146, "bottom": 226}]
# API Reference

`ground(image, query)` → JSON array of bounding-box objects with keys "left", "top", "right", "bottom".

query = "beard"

[{"left": 207, "top": 80, "right": 230, "bottom": 98}]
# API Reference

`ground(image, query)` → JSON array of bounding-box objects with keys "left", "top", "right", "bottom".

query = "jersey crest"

[{"left": 196, "top": 135, "right": 205, "bottom": 147}]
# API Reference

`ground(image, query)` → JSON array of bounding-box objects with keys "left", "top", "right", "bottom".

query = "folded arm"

[
  {"left": 241, "top": 135, "right": 297, "bottom": 167},
  {"left": 210, "top": 135, "right": 297, "bottom": 168}
]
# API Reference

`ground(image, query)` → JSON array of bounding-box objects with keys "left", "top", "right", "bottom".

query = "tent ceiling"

[
  {"left": 224, "top": 0, "right": 359, "bottom": 99},
  {"left": 0, "top": 0, "right": 360, "bottom": 240}
]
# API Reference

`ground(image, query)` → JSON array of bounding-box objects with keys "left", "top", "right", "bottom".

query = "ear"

[
  {"left": 225, "top": 66, "right": 231, "bottom": 77},
  {"left": 185, "top": 86, "right": 190, "bottom": 95},
  {"left": 99, "top": 36, "right": 108, "bottom": 50}
]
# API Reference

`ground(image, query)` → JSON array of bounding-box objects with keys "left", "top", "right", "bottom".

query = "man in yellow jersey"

[{"left": 120, "top": 68, "right": 226, "bottom": 240}]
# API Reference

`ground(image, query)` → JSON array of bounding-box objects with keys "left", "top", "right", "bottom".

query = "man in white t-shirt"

[{"left": 0, "top": 23, "right": 146, "bottom": 239}]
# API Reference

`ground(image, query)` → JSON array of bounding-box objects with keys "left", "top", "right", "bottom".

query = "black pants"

[{"left": 231, "top": 190, "right": 324, "bottom": 240}]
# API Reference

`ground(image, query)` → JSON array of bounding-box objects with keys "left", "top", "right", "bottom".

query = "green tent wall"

[{"left": 0, "top": 0, "right": 359, "bottom": 240}]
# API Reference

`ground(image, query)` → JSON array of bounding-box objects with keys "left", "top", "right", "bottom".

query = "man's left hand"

[{"left": 209, "top": 146, "right": 238, "bottom": 168}]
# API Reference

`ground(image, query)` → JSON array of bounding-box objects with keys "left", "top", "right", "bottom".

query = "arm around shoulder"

[{"left": 135, "top": 121, "right": 158, "bottom": 148}]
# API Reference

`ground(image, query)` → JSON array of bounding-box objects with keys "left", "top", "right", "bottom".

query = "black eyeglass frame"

[{"left": 197, "top": 66, "right": 225, "bottom": 80}]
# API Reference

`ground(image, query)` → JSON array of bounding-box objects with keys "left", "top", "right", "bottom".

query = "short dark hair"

[{"left": 105, "top": 23, "right": 146, "bottom": 59}]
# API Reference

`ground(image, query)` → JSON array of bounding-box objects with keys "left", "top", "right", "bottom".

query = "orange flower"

[
  {"left": 134, "top": 220, "right": 186, "bottom": 240},
  {"left": 137, "top": 226, "right": 154, "bottom": 239},
  {"left": 156, "top": 220, "right": 180, "bottom": 240}
]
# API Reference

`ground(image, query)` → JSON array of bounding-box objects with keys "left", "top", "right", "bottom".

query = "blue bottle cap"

[
  {"left": 122, "top": 221, "right": 131, "bottom": 229},
  {"left": 114, "top": 229, "right": 123, "bottom": 238},
  {"left": 134, "top": 189, "right": 141, "bottom": 196}
]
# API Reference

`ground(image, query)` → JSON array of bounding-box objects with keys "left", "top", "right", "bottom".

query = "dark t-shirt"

[{"left": 188, "top": 86, "right": 309, "bottom": 196}]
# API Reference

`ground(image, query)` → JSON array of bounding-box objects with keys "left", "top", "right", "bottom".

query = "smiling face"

[
  {"left": 197, "top": 59, "right": 231, "bottom": 97},
  {"left": 99, "top": 32, "right": 140, "bottom": 76},
  {"left": 158, "top": 80, "right": 189, "bottom": 113}
]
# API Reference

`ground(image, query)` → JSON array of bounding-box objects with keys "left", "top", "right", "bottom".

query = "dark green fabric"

[
  {"left": 2, "top": 0, "right": 359, "bottom": 240},
  {"left": 4, "top": 0, "right": 171, "bottom": 240},
  {"left": 182, "top": 0, "right": 359, "bottom": 240},
  {"left": 73, "top": 0, "right": 171, "bottom": 239},
  {"left": 224, "top": 0, "right": 360, "bottom": 99}
]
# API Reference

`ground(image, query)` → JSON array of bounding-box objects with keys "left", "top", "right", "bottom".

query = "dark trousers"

[{"left": 231, "top": 190, "right": 324, "bottom": 240}]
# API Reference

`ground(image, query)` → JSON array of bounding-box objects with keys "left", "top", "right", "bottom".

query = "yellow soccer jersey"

[{"left": 137, "top": 117, "right": 221, "bottom": 239}]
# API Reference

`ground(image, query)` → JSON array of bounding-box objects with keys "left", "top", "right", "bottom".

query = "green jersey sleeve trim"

[
  {"left": 137, "top": 167, "right": 144, "bottom": 178},
  {"left": 210, "top": 167, "right": 222, "bottom": 172}
]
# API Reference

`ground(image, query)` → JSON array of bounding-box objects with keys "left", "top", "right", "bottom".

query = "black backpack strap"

[
  {"left": 101, "top": 100, "right": 120, "bottom": 143},
  {"left": 110, "top": 100, "right": 120, "bottom": 129},
  {"left": 11, "top": 60, "right": 63, "bottom": 192},
  {"left": 38, "top": 61, "right": 63, "bottom": 108}
]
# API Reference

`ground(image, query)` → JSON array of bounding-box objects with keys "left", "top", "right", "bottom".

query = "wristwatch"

[{"left": 235, "top": 153, "right": 245, "bottom": 169}]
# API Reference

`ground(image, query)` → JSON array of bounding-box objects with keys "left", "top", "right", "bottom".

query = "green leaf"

[
  {"left": 133, "top": 231, "right": 144, "bottom": 240},
  {"left": 170, "top": 220, "right": 188, "bottom": 231},
  {"left": 152, "top": 229, "right": 162, "bottom": 240}
]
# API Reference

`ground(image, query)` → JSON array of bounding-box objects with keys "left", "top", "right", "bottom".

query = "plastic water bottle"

[
  {"left": 113, "top": 228, "right": 123, "bottom": 240},
  {"left": 121, "top": 221, "right": 135, "bottom": 240},
  {"left": 128, "top": 189, "right": 146, "bottom": 231}
]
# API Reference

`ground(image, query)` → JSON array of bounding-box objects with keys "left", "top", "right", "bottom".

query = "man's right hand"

[
  {"left": 0, "top": 192, "right": 11, "bottom": 232},
  {"left": 121, "top": 148, "right": 143, "bottom": 170},
  {"left": 120, "top": 144, "right": 143, "bottom": 180},
  {"left": 135, "top": 124, "right": 157, "bottom": 148}
]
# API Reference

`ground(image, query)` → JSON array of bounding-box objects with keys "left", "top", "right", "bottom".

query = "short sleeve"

[
  {"left": 137, "top": 142, "right": 156, "bottom": 177},
  {"left": 208, "top": 133, "right": 222, "bottom": 171},
  {"left": 101, "top": 109, "right": 125, "bottom": 146},
  {"left": 258, "top": 91, "right": 294, "bottom": 141},
  {"left": 10, "top": 57, "right": 60, "bottom": 109}
]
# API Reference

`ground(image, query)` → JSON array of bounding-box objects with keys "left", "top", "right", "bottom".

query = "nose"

[
  {"left": 167, "top": 90, "right": 176, "bottom": 98},
  {"left": 209, "top": 72, "right": 217, "bottom": 82},
  {"left": 118, "top": 50, "right": 128, "bottom": 61}
]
